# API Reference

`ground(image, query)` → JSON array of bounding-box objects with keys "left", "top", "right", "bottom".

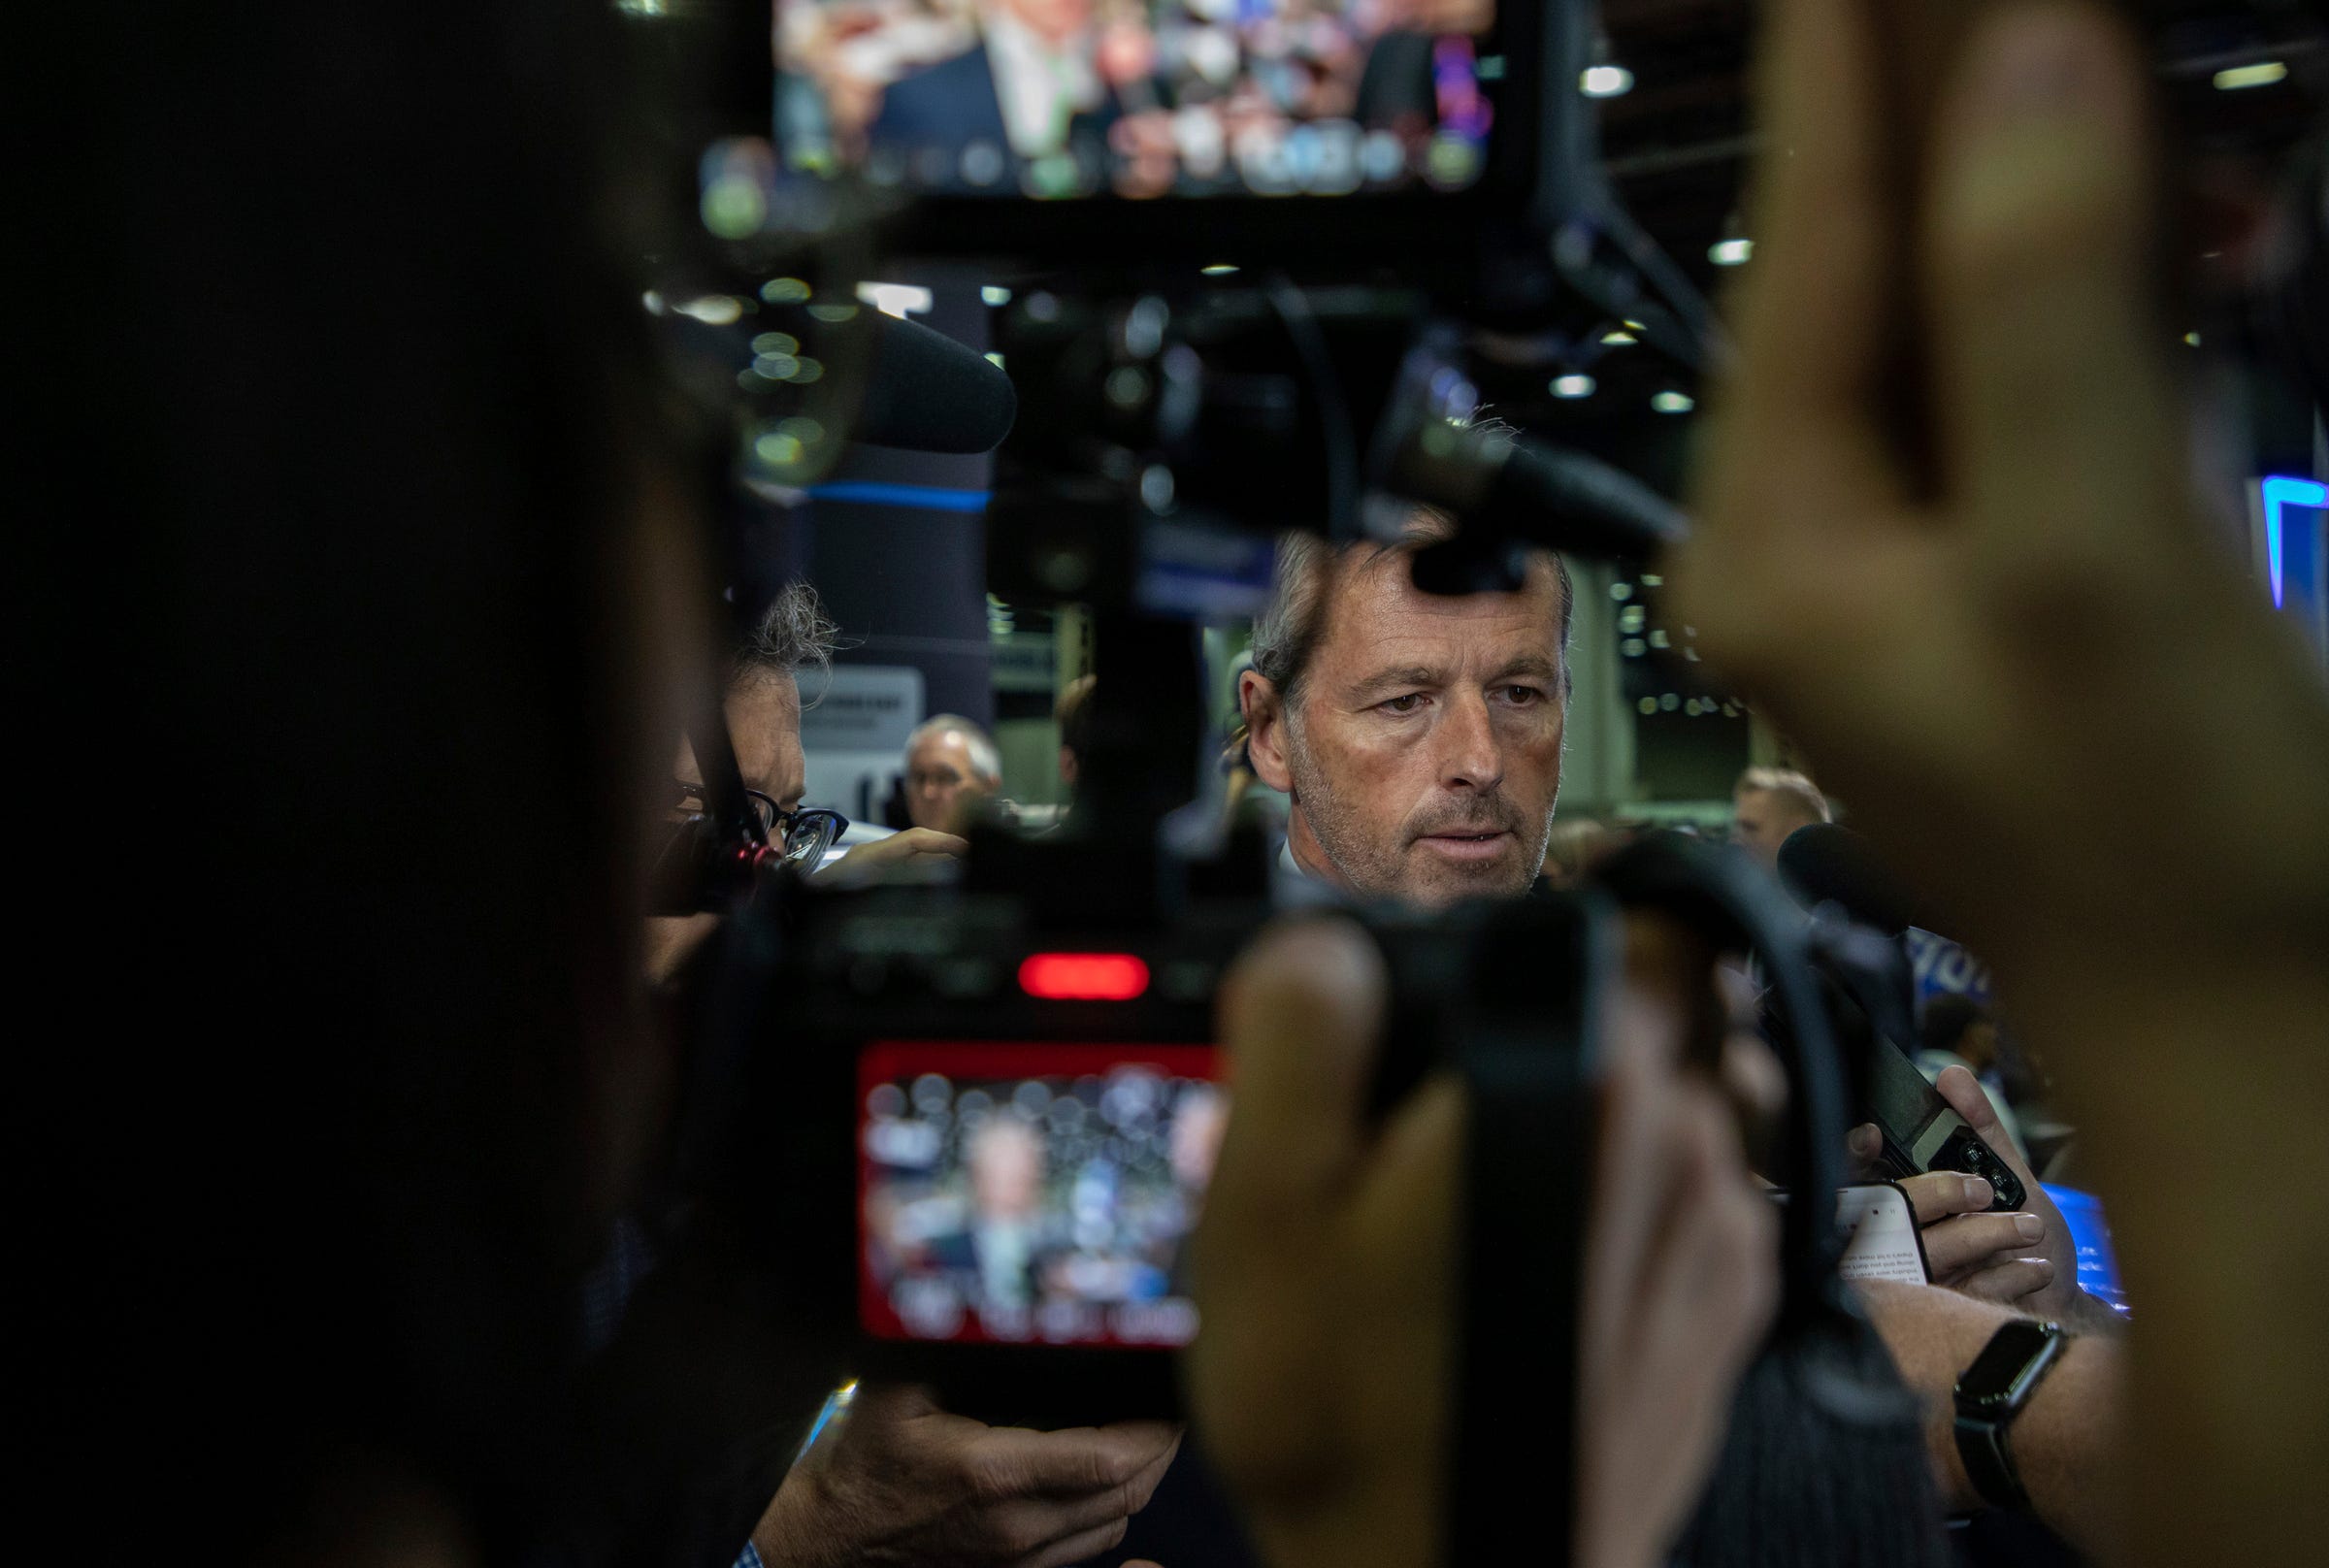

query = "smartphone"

[
  {"left": 1865, "top": 1029, "right": 2025, "bottom": 1212},
  {"left": 1788, "top": 910, "right": 2028, "bottom": 1215},
  {"left": 1834, "top": 1180, "right": 1931, "bottom": 1286}
]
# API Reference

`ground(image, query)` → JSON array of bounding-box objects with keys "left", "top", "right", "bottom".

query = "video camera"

[
  {"left": 680, "top": 816, "right": 1873, "bottom": 1561},
  {"left": 635, "top": 0, "right": 1910, "bottom": 1554}
]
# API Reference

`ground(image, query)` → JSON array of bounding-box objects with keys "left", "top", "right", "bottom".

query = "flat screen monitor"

[{"left": 774, "top": 0, "right": 1503, "bottom": 201}]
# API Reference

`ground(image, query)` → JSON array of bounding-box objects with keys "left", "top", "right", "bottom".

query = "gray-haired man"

[{"left": 902, "top": 713, "right": 1004, "bottom": 834}]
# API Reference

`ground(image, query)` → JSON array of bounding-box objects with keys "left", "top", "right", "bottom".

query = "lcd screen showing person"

[{"left": 858, "top": 1042, "right": 1226, "bottom": 1348}]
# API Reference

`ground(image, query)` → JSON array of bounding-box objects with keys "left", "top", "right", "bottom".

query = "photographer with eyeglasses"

[
  {"left": 647, "top": 582, "right": 970, "bottom": 988},
  {"left": 623, "top": 581, "right": 1186, "bottom": 1568}
]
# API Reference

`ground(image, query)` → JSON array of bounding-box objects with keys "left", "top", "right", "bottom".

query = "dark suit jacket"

[
  {"left": 871, "top": 45, "right": 1012, "bottom": 161},
  {"left": 869, "top": 42, "right": 1121, "bottom": 189}
]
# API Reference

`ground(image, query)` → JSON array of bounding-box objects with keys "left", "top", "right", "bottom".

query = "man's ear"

[{"left": 1239, "top": 670, "right": 1296, "bottom": 795}]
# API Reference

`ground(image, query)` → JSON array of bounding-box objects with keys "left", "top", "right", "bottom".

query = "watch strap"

[
  {"left": 1952, "top": 1321, "right": 2065, "bottom": 1513},
  {"left": 1953, "top": 1408, "right": 2032, "bottom": 1512}
]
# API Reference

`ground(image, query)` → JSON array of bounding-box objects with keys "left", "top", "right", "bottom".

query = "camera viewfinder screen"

[
  {"left": 775, "top": 1, "right": 1498, "bottom": 199},
  {"left": 859, "top": 1041, "right": 1225, "bottom": 1349}
]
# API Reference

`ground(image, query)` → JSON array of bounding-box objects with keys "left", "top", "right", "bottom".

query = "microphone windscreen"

[
  {"left": 1776, "top": 823, "right": 1924, "bottom": 937},
  {"left": 857, "top": 313, "right": 1018, "bottom": 454}
]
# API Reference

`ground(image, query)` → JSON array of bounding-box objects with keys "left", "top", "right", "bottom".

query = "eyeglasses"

[{"left": 674, "top": 782, "right": 849, "bottom": 869}]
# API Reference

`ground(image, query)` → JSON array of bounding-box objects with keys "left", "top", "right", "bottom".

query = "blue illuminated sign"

[{"left": 2261, "top": 474, "right": 2326, "bottom": 609}]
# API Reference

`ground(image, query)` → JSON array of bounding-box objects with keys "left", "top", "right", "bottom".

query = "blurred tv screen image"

[
  {"left": 858, "top": 1042, "right": 1226, "bottom": 1347},
  {"left": 774, "top": 0, "right": 1498, "bottom": 198}
]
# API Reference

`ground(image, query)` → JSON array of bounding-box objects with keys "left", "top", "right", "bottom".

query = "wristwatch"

[{"left": 1952, "top": 1319, "right": 2068, "bottom": 1511}]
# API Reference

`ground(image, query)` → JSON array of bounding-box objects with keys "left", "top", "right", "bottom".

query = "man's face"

[
  {"left": 1246, "top": 554, "right": 1566, "bottom": 909},
  {"left": 675, "top": 670, "right": 806, "bottom": 813},
  {"left": 969, "top": 1118, "right": 1044, "bottom": 1221},
  {"left": 1730, "top": 789, "right": 1806, "bottom": 867},
  {"left": 905, "top": 730, "right": 994, "bottom": 833}
]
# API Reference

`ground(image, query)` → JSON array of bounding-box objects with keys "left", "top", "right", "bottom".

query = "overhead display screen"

[{"left": 774, "top": 0, "right": 1499, "bottom": 199}]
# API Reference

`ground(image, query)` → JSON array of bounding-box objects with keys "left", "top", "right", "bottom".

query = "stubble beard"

[{"left": 1285, "top": 720, "right": 1555, "bottom": 909}]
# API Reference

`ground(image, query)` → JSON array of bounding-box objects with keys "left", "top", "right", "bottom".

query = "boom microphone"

[{"left": 1390, "top": 419, "right": 1689, "bottom": 564}]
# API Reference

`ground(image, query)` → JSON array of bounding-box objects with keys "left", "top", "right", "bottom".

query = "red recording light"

[{"left": 1018, "top": 952, "right": 1150, "bottom": 1001}]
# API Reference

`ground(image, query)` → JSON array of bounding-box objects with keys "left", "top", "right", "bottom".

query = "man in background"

[
  {"left": 1731, "top": 766, "right": 1831, "bottom": 867},
  {"left": 902, "top": 713, "right": 1004, "bottom": 834},
  {"left": 1916, "top": 996, "right": 2027, "bottom": 1160}
]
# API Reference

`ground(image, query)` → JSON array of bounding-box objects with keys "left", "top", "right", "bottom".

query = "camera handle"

[
  {"left": 1593, "top": 835, "right": 1921, "bottom": 1428},
  {"left": 1427, "top": 892, "right": 1621, "bottom": 1568}
]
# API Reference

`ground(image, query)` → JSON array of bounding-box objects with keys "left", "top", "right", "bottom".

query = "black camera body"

[
  {"left": 712, "top": 827, "right": 1617, "bottom": 1435},
  {"left": 744, "top": 870, "right": 1262, "bottom": 1422}
]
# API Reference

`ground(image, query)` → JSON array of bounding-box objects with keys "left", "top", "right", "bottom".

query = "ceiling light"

[
  {"left": 1600, "top": 328, "right": 1638, "bottom": 345},
  {"left": 1582, "top": 30, "right": 1632, "bottom": 100},
  {"left": 1652, "top": 390, "right": 1695, "bottom": 414},
  {"left": 1708, "top": 209, "right": 1753, "bottom": 268},
  {"left": 856, "top": 281, "right": 934, "bottom": 318},
  {"left": 675, "top": 295, "right": 745, "bottom": 325},
  {"left": 1552, "top": 374, "right": 1596, "bottom": 399},
  {"left": 2214, "top": 61, "right": 2287, "bottom": 91},
  {"left": 1200, "top": 263, "right": 1240, "bottom": 276}
]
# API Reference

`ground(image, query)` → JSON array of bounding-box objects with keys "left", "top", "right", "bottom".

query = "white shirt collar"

[{"left": 981, "top": 8, "right": 1102, "bottom": 157}]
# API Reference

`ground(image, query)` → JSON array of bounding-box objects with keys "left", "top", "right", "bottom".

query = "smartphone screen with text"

[{"left": 1835, "top": 1181, "right": 1930, "bottom": 1285}]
